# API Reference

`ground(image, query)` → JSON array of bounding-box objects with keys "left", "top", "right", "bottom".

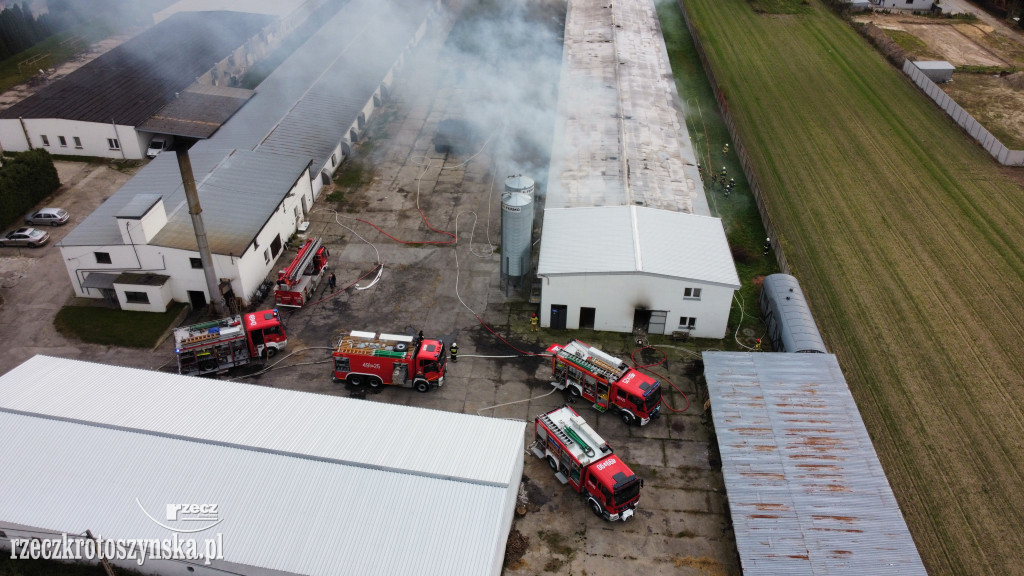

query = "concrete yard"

[{"left": 0, "top": 3, "right": 740, "bottom": 575}]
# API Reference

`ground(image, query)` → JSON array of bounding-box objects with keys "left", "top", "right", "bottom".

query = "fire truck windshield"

[
  {"left": 614, "top": 477, "right": 641, "bottom": 506},
  {"left": 642, "top": 386, "right": 662, "bottom": 412}
]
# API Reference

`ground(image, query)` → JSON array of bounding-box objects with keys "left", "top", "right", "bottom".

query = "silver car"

[
  {"left": 0, "top": 227, "right": 50, "bottom": 248},
  {"left": 25, "top": 207, "right": 69, "bottom": 227}
]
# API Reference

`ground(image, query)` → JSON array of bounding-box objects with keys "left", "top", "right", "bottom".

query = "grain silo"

[{"left": 501, "top": 175, "right": 535, "bottom": 287}]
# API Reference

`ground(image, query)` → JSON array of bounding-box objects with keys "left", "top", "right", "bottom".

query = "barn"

[
  {"left": 537, "top": 0, "right": 738, "bottom": 338},
  {"left": 0, "top": 355, "right": 525, "bottom": 576}
]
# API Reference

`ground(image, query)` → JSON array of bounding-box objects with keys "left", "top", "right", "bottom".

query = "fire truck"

[
  {"left": 275, "top": 237, "right": 329, "bottom": 307},
  {"left": 332, "top": 330, "right": 447, "bottom": 392},
  {"left": 531, "top": 405, "right": 642, "bottom": 521},
  {"left": 174, "top": 309, "right": 288, "bottom": 376},
  {"left": 547, "top": 340, "right": 662, "bottom": 426}
]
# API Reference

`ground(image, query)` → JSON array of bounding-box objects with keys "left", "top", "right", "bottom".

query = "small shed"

[{"left": 913, "top": 60, "right": 955, "bottom": 83}]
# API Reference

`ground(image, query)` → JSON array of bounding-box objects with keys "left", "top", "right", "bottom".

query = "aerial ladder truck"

[{"left": 274, "top": 237, "right": 329, "bottom": 307}]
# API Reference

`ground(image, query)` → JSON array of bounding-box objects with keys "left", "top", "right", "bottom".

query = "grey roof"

[
  {"left": 702, "top": 352, "right": 928, "bottom": 576},
  {"left": 761, "top": 274, "right": 827, "bottom": 354},
  {"left": 137, "top": 85, "right": 255, "bottom": 139},
  {"left": 61, "top": 0, "right": 429, "bottom": 255},
  {"left": 546, "top": 0, "right": 704, "bottom": 214},
  {"left": 538, "top": 206, "right": 740, "bottom": 287},
  {"left": 0, "top": 355, "right": 525, "bottom": 576},
  {"left": 913, "top": 60, "right": 955, "bottom": 70},
  {"left": 0, "top": 11, "right": 272, "bottom": 124},
  {"left": 115, "top": 193, "right": 162, "bottom": 219},
  {"left": 81, "top": 272, "right": 117, "bottom": 290},
  {"left": 113, "top": 272, "right": 170, "bottom": 286}
]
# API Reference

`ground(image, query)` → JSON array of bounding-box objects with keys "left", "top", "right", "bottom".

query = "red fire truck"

[
  {"left": 547, "top": 340, "right": 662, "bottom": 426},
  {"left": 174, "top": 309, "right": 288, "bottom": 376},
  {"left": 531, "top": 405, "right": 642, "bottom": 521},
  {"left": 275, "top": 237, "right": 329, "bottom": 307},
  {"left": 332, "top": 330, "right": 447, "bottom": 392}
]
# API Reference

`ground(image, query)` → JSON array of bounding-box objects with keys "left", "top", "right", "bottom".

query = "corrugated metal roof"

[
  {"left": 545, "top": 0, "right": 705, "bottom": 215},
  {"left": 137, "top": 85, "right": 255, "bottom": 139},
  {"left": 0, "top": 12, "right": 272, "bottom": 124},
  {"left": 537, "top": 206, "right": 740, "bottom": 287},
  {"left": 155, "top": 0, "right": 308, "bottom": 22},
  {"left": 60, "top": 0, "right": 429, "bottom": 255},
  {"left": 115, "top": 194, "right": 162, "bottom": 219},
  {"left": 0, "top": 356, "right": 525, "bottom": 487},
  {"left": 702, "top": 352, "right": 928, "bottom": 576},
  {"left": 0, "top": 411, "right": 516, "bottom": 576}
]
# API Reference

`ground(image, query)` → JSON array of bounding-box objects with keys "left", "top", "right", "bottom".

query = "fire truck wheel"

[
  {"left": 567, "top": 385, "right": 581, "bottom": 398},
  {"left": 620, "top": 412, "right": 634, "bottom": 426},
  {"left": 590, "top": 500, "right": 603, "bottom": 518},
  {"left": 547, "top": 456, "right": 558, "bottom": 471},
  {"left": 369, "top": 377, "right": 383, "bottom": 388},
  {"left": 347, "top": 374, "right": 364, "bottom": 387},
  {"left": 414, "top": 379, "right": 430, "bottom": 393},
  {"left": 199, "top": 359, "right": 217, "bottom": 372},
  {"left": 264, "top": 347, "right": 277, "bottom": 359}
]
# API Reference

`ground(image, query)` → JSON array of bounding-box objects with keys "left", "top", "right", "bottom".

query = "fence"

[
  {"left": 903, "top": 60, "right": 1024, "bottom": 166},
  {"left": 677, "top": 2, "right": 791, "bottom": 275}
]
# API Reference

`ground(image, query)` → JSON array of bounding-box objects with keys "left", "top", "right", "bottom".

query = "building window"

[
  {"left": 107, "top": 138, "right": 120, "bottom": 150},
  {"left": 124, "top": 291, "right": 150, "bottom": 304},
  {"left": 58, "top": 136, "right": 67, "bottom": 147},
  {"left": 94, "top": 252, "right": 112, "bottom": 264},
  {"left": 190, "top": 257, "right": 203, "bottom": 269},
  {"left": 40, "top": 135, "right": 49, "bottom": 146},
  {"left": 683, "top": 287, "right": 702, "bottom": 300},
  {"left": 679, "top": 316, "right": 696, "bottom": 329},
  {"left": 264, "top": 248, "right": 270, "bottom": 264},
  {"left": 73, "top": 136, "right": 82, "bottom": 148}
]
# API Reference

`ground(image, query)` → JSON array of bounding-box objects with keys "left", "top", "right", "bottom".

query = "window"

[
  {"left": 270, "top": 234, "right": 282, "bottom": 258},
  {"left": 124, "top": 291, "right": 150, "bottom": 304},
  {"left": 190, "top": 257, "right": 203, "bottom": 269},
  {"left": 263, "top": 248, "right": 270, "bottom": 264},
  {"left": 683, "top": 287, "right": 702, "bottom": 300},
  {"left": 679, "top": 317, "right": 697, "bottom": 329},
  {"left": 94, "top": 252, "right": 112, "bottom": 264},
  {"left": 73, "top": 136, "right": 82, "bottom": 148},
  {"left": 58, "top": 136, "right": 67, "bottom": 147},
  {"left": 40, "top": 135, "right": 50, "bottom": 146},
  {"left": 107, "top": 138, "right": 120, "bottom": 150}
]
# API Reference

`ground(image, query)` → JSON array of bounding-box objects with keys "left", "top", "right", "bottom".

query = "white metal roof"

[
  {"left": 0, "top": 356, "right": 524, "bottom": 487},
  {"left": 702, "top": 352, "right": 928, "bottom": 576},
  {"left": 0, "top": 355, "right": 524, "bottom": 576},
  {"left": 546, "top": 0, "right": 706, "bottom": 215},
  {"left": 537, "top": 205, "right": 740, "bottom": 287},
  {"left": 155, "top": 0, "right": 309, "bottom": 22}
]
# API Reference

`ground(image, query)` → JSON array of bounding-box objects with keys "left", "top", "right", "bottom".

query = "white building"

[
  {"left": 0, "top": 355, "right": 525, "bottom": 576},
  {"left": 58, "top": 0, "right": 440, "bottom": 311},
  {"left": 872, "top": 0, "right": 934, "bottom": 10},
  {"left": 537, "top": 0, "right": 738, "bottom": 338},
  {"left": 538, "top": 206, "right": 740, "bottom": 338}
]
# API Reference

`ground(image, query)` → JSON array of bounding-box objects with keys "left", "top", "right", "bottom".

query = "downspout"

[
  {"left": 18, "top": 117, "right": 33, "bottom": 150},
  {"left": 110, "top": 118, "right": 126, "bottom": 160}
]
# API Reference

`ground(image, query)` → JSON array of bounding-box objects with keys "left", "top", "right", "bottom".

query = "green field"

[{"left": 676, "top": 0, "right": 1024, "bottom": 574}]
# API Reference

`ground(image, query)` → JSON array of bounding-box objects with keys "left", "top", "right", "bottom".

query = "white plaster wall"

[
  {"left": 114, "top": 280, "right": 172, "bottom": 312},
  {"left": 4, "top": 118, "right": 142, "bottom": 158},
  {"left": 877, "top": 0, "right": 933, "bottom": 9},
  {"left": 539, "top": 273, "right": 736, "bottom": 339}
]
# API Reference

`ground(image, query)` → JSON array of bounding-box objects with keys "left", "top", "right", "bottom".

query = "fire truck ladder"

[
  {"left": 556, "top": 348, "right": 617, "bottom": 382},
  {"left": 539, "top": 413, "right": 575, "bottom": 449},
  {"left": 280, "top": 237, "right": 322, "bottom": 286}
]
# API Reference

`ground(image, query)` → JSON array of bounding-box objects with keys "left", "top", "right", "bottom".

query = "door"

[
  {"left": 648, "top": 310, "right": 667, "bottom": 335},
  {"left": 579, "top": 307, "right": 595, "bottom": 330},
  {"left": 550, "top": 305, "right": 567, "bottom": 330},
  {"left": 188, "top": 290, "right": 207, "bottom": 309}
]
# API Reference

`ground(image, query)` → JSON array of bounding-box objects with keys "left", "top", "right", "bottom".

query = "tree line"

[{"left": 0, "top": 149, "right": 61, "bottom": 230}]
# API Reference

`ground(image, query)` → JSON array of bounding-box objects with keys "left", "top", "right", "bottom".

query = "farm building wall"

[
  {"left": 0, "top": 118, "right": 142, "bottom": 159},
  {"left": 540, "top": 272, "right": 734, "bottom": 338}
]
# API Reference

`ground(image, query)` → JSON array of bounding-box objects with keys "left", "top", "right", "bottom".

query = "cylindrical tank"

[{"left": 501, "top": 175, "right": 535, "bottom": 279}]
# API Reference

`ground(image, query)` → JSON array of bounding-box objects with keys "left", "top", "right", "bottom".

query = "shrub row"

[{"left": 0, "top": 148, "right": 60, "bottom": 229}]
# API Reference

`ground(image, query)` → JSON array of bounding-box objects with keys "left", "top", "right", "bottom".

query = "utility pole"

[{"left": 176, "top": 139, "right": 227, "bottom": 316}]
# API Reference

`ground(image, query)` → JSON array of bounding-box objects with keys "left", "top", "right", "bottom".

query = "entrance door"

[
  {"left": 648, "top": 310, "right": 667, "bottom": 335},
  {"left": 579, "top": 307, "right": 595, "bottom": 330},
  {"left": 550, "top": 305, "right": 567, "bottom": 330},
  {"left": 188, "top": 290, "right": 207, "bottom": 309}
]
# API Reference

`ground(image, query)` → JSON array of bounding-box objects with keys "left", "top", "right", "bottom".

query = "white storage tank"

[{"left": 501, "top": 175, "right": 535, "bottom": 281}]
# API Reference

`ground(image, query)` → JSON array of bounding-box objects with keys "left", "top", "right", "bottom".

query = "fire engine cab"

[
  {"left": 332, "top": 330, "right": 447, "bottom": 392},
  {"left": 275, "top": 237, "right": 329, "bottom": 307},
  {"left": 547, "top": 340, "right": 662, "bottom": 426},
  {"left": 531, "top": 405, "right": 642, "bottom": 521},
  {"left": 174, "top": 309, "right": 287, "bottom": 376}
]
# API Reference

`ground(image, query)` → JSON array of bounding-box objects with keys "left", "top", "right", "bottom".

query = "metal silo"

[{"left": 501, "top": 175, "right": 535, "bottom": 285}]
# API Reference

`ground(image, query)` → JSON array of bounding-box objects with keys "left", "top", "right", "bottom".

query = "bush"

[{"left": 0, "top": 148, "right": 61, "bottom": 229}]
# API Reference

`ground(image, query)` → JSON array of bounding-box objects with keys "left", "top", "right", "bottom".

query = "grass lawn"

[
  {"left": 678, "top": 0, "right": 1024, "bottom": 574},
  {"left": 54, "top": 302, "right": 187, "bottom": 348},
  {"left": 0, "top": 22, "right": 112, "bottom": 94}
]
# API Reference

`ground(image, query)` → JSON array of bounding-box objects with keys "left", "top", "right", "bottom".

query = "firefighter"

[
  {"left": 328, "top": 272, "right": 336, "bottom": 290},
  {"left": 722, "top": 143, "right": 729, "bottom": 154},
  {"left": 763, "top": 237, "right": 771, "bottom": 255},
  {"left": 449, "top": 342, "right": 458, "bottom": 363},
  {"left": 720, "top": 166, "right": 727, "bottom": 179},
  {"left": 530, "top": 313, "right": 539, "bottom": 332}
]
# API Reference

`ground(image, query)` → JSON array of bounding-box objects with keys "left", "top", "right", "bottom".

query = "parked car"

[
  {"left": 146, "top": 135, "right": 173, "bottom": 158},
  {"left": 0, "top": 227, "right": 50, "bottom": 248},
  {"left": 25, "top": 207, "right": 69, "bottom": 227}
]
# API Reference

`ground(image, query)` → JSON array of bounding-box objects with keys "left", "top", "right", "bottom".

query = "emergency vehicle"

[
  {"left": 531, "top": 405, "right": 642, "bottom": 521},
  {"left": 174, "top": 309, "right": 287, "bottom": 376},
  {"left": 332, "top": 330, "right": 447, "bottom": 392},
  {"left": 275, "top": 237, "right": 329, "bottom": 307},
  {"left": 547, "top": 340, "right": 662, "bottom": 426}
]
